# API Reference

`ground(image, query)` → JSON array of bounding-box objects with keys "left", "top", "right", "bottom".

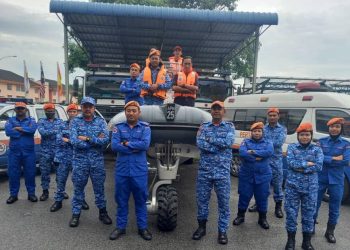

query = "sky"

[{"left": 0, "top": 0, "right": 349, "bottom": 85}]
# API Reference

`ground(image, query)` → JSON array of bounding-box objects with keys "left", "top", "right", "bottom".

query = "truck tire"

[
  {"left": 157, "top": 185, "right": 178, "bottom": 231},
  {"left": 230, "top": 154, "right": 241, "bottom": 177}
]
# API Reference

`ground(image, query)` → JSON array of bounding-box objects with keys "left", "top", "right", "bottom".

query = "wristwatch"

[{"left": 86, "top": 137, "right": 90, "bottom": 142}]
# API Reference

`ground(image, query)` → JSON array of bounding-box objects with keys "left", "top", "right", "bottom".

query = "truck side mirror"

[{"left": 73, "top": 79, "right": 79, "bottom": 96}]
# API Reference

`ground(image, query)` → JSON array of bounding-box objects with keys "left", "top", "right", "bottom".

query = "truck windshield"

[
  {"left": 197, "top": 79, "right": 233, "bottom": 102},
  {"left": 85, "top": 75, "right": 126, "bottom": 99}
]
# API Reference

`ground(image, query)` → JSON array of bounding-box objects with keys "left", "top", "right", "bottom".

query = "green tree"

[
  {"left": 68, "top": 41, "right": 89, "bottom": 73},
  {"left": 70, "top": 0, "right": 254, "bottom": 79}
]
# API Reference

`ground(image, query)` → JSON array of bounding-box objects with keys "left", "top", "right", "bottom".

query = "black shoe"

[
  {"left": 109, "top": 228, "right": 126, "bottom": 240},
  {"left": 39, "top": 190, "right": 49, "bottom": 201},
  {"left": 63, "top": 192, "right": 69, "bottom": 199},
  {"left": 6, "top": 196, "right": 18, "bottom": 204},
  {"left": 50, "top": 201, "right": 62, "bottom": 212},
  {"left": 69, "top": 214, "right": 80, "bottom": 227},
  {"left": 275, "top": 201, "right": 284, "bottom": 218},
  {"left": 28, "top": 195, "right": 38, "bottom": 202},
  {"left": 233, "top": 209, "right": 246, "bottom": 226},
  {"left": 192, "top": 220, "right": 206, "bottom": 240},
  {"left": 138, "top": 229, "right": 152, "bottom": 241},
  {"left": 99, "top": 208, "right": 112, "bottom": 225},
  {"left": 82, "top": 200, "right": 89, "bottom": 210},
  {"left": 302, "top": 232, "right": 314, "bottom": 250},
  {"left": 248, "top": 203, "right": 257, "bottom": 212},
  {"left": 218, "top": 232, "right": 228, "bottom": 245},
  {"left": 285, "top": 231, "right": 296, "bottom": 250},
  {"left": 258, "top": 212, "right": 269, "bottom": 229},
  {"left": 325, "top": 223, "right": 336, "bottom": 243}
]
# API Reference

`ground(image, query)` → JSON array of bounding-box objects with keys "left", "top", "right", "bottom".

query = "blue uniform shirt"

[
  {"left": 70, "top": 115, "right": 109, "bottom": 154},
  {"left": 5, "top": 116, "right": 37, "bottom": 151},
  {"left": 318, "top": 136, "right": 350, "bottom": 184},
  {"left": 120, "top": 78, "right": 144, "bottom": 105},
  {"left": 239, "top": 137, "right": 274, "bottom": 184},
  {"left": 264, "top": 122, "right": 286, "bottom": 156},
  {"left": 196, "top": 121, "right": 235, "bottom": 178},
  {"left": 286, "top": 143, "right": 324, "bottom": 189},
  {"left": 112, "top": 121, "right": 151, "bottom": 177},
  {"left": 38, "top": 118, "right": 63, "bottom": 152}
]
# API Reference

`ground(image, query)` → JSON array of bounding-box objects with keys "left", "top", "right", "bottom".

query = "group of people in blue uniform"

[{"left": 4, "top": 89, "right": 349, "bottom": 248}]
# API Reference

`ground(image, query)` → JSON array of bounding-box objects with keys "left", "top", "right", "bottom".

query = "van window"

[
  {"left": 0, "top": 109, "right": 15, "bottom": 121},
  {"left": 316, "top": 110, "right": 350, "bottom": 138},
  {"left": 36, "top": 109, "right": 60, "bottom": 120},
  {"left": 233, "top": 109, "right": 306, "bottom": 135}
]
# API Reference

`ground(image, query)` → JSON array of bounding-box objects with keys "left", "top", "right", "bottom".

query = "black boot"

[
  {"left": 28, "top": 194, "right": 38, "bottom": 202},
  {"left": 275, "top": 201, "right": 284, "bottom": 218},
  {"left": 285, "top": 231, "right": 296, "bottom": 250},
  {"left": 99, "top": 208, "right": 112, "bottom": 225},
  {"left": 82, "top": 200, "right": 89, "bottom": 210},
  {"left": 69, "top": 214, "right": 80, "bottom": 227},
  {"left": 258, "top": 212, "right": 269, "bottom": 229},
  {"left": 325, "top": 223, "right": 336, "bottom": 243},
  {"left": 50, "top": 201, "right": 62, "bottom": 212},
  {"left": 109, "top": 228, "right": 126, "bottom": 240},
  {"left": 218, "top": 231, "right": 228, "bottom": 245},
  {"left": 248, "top": 203, "right": 257, "bottom": 212},
  {"left": 192, "top": 220, "right": 206, "bottom": 240},
  {"left": 39, "top": 190, "right": 49, "bottom": 201},
  {"left": 138, "top": 229, "right": 152, "bottom": 241},
  {"left": 233, "top": 209, "right": 246, "bottom": 225},
  {"left": 302, "top": 232, "right": 314, "bottom": 250},
  {"left": 6, "top": 196, "right": 18, "bottom": 204}
]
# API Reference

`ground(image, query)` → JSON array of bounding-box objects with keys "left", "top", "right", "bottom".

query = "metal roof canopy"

[{"left": 50, "top": 0, "right": 278, "bottom": 69}]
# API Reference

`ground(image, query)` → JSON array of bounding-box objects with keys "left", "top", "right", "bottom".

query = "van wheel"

[
  {"left": 230, "top": 154, "right": 241, "bottom": 177},
  {"left": 322, "top": 177, "right": 350, "bottom": 204}
]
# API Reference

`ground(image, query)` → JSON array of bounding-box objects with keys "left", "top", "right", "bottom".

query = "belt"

[{"left": 292, "top": 168, "right": 315, "bottom": 175}]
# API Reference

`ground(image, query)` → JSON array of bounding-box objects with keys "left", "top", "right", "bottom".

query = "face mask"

[{"left": 45, "top": 112, "right": 55, "bottom": 119}]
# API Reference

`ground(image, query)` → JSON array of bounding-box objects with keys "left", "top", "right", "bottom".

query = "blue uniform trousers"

[
  {"left": 54, "top": 162, "right": 71, "bottom": 202},
  {"left": 315, "top": 182, "right": 343, "bottom": 225},
  {"left": 196, "top": 173, "right": 231, "bottom": 232},
  {"left": 270, "top": 157, "right": 284, "bottom": 202},
  {"left": 8, "top": 149, "right": 36, "bottom": 196},
  {"left": 71, "top": 161, "right": 106, "bottom": 215},
  {"left": 39, "top": 152, "right": 55, "bottom": 190},
  {"left": 115, "top": 175, "right": 148, "bottom": 229},
  {"left": 238, "top": 179, "right": 270, "bottom": 212}
]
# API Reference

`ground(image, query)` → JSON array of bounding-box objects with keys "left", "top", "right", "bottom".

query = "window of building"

[
  {"left": 316, "top": 110, "right": 350, "bottom": 138},
  {"left": 232, "top": 109, "right": 306, "bottom": 135},
  {"left": 16, "top": 85, "right": 20, "bottom": 91},
  {"left": 7, "top": 95, "right": 12, "bottom": 98},
  {"left": 35, "top": 89, "right": 39, "bottom": 94},
  {"left": 7, "top": 85, "right": 12, "bottom": 90}
]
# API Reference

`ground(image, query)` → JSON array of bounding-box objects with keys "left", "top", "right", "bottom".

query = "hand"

[
  {"left": 62, "top": 138, "right": 69, "bottom": 143},
  {"left": 179, "top": 83, "right": 186, "bottom": 88},
  {"left": 248, "top": 150, "right": 255, "bottom": 154},
  {"left": 333, "top": 155, "right": 343, "bottom": 161},
  {"left": 14, "top": 127, "right": 23, "bottom": 132},
  {"left": 98, "top": 133, "right": 105, "bottom": 138},
  {"left": 307, "top": 162, "right": 315, "bottom": 166},
  {"left": 255, "top": 157, "right": 262, "bottom": 161},
  {"left": 78, "top": 136, "right": 88, "bottom": 141},
  {"left": 149, "top": 84, "right": 158, "bottom": 91}
]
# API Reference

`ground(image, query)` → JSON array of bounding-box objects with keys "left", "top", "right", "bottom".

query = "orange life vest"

[
  {"left": 174, "top": 71, "right": 197, "bottom": 99},
  {"left": 141, "top": 65, "right": 167, "bottom": 100},
  {"left": 168, "top": 56, "right": 183, "bottom": 75}
]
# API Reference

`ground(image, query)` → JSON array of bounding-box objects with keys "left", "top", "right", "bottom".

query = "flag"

[
  {"left": 23, "top": 60, "right": 30, "bottom": 93},
  {"left": 40, "top": 61, "right": 45, "bottom": 100},
  {"left": 57, "top": 62, "right": 63, "bottom": 101}
]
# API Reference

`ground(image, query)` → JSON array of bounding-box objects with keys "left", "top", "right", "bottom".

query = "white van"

[{"left": 224, "top": 91, "right": 350, "bottom": 201}]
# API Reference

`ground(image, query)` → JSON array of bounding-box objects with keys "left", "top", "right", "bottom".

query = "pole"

[
  {"left": 63, "top": 17, "right": 69, "bottom": 104},
  {"left": 252, "top": 27, "right": 260, "bottom": 94}
]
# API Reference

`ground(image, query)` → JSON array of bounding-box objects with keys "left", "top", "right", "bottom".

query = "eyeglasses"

[{"left": 15, "top": 107, "right": 25, "bottom": 110}]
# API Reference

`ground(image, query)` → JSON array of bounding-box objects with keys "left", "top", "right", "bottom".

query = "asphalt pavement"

[{"left": 0, "top": 157, "right": 349, "bottom": 250}]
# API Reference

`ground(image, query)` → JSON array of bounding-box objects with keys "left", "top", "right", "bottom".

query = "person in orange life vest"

[
  {"left": 145, "top": 48, "right": 157, "bottom": 67},
  {"left": 168, "top": 45, "right": 183, "bottom": 77},
  {"left": 172, "top": 56, "right": 198, "bottom": 107},
  {"left": 120, "top": 63, "right": 144, "bottom": 105},
  {"left": 138, "top": 49, "right": 172, "bottom": 105}
]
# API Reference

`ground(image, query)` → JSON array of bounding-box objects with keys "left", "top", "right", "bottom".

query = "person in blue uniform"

[
  {"left": 69, "top": 97, "right": 112, "bottom": 227},
  {"left": 5, "top": 102, "right": 38, "bottom": 204},
  {"left": 120, "top": 63, "right": 144, "bottom": 105},
  {"left": 314, "top": 117, "right": 350, "bottom": 244},
  {"left": 192, "top": 101, "right": 235, "bottom": 245},
  {"left": 232, "top": 122, "right": 274, "bottom": 229},
  {"left": 37, "top": 103, "right": 63, "bottom": 201},
  {"left": 249, "top": 108, "right": 286, "bottom": 219},
  {"left": 109, "top": 101, "right": 152, "bottom": 241},
  {"left": 284, "top": 123, "right": 323, "bottom": 250},
  {"left": 50, "top": 104, "right": 89, "bottom": 212}
]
